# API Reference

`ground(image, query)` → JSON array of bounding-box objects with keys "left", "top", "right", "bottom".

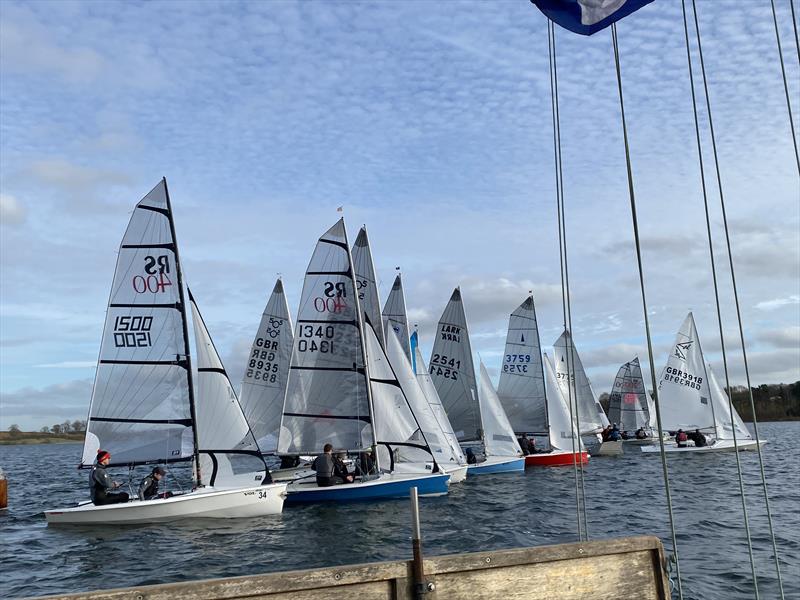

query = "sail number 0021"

[{"left": 297, "top": 324, "right": 335, "bottom": 354}]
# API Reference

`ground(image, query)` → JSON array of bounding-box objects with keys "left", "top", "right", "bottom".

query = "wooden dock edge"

[{"left": 36, "top": 535, "right": 670, "bottom": 600}]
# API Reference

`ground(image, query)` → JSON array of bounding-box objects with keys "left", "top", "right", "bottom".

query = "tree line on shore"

[
  {"left": 599, "top": 381, "right": 800, "bottom": 423},
  {"left": 7, "top": 420, "right": 87, "bottom": 435}
]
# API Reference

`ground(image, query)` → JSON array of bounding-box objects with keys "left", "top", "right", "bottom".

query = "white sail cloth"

[
  {"left": 382, "top": 274, "right": 411, "bottom": 360},
  {"left": 279, "top": 219, "right": 372, "bottom": 454},
  {"left": 552, "top": 330, "right": 609, "bottom": 434},
  {"left": 239, "top": 278, "right": 294, "bottom": 453},
  {"left": 544, "top": 353, "right": 584, "bottom": 452},
  {"left": 414, "top": 347, "right": 467, "bottom": 465},
  {"left": 81, "top": 180, "right": 193, "bottom": 468},
  {"left": 478, "top": 363, "right": 523, "bottom": 459},
  {"left": 707, "top": 363, "right": 752, "bottom": 441},
  {"left": 497, "top": 296, "right": 547, "bottom": 434},
  {"left": 429, "top": 288, "right": 481, "bottom": 442},
  {"left": 190, "top": 293, "right": 263, "bottom": 486}
]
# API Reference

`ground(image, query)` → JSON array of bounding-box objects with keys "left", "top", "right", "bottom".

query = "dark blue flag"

[{"left": 531, "top": 0, "right": 655, "bottom": 36}]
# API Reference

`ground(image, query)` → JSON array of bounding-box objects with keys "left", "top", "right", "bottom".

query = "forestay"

[
  {"left": 413, "top": 340, "right": 466, "bottom": 465},
  {"left": 386, "top": 330, "right": 459, "bottom": 468},
  {"left": 497, "top": 296, "right": 548, "bottom": 435},
  {"left": 656, "top": 313, "right": 717, "bottom": 434},
  {"left": 352, "top": 227, "right": 385, "bottom": 348},
  {"left": 189, "top": 291, "right": 266, "bottom": 486},
  {"left": 81, "top": 179, "right": 195, "bottom": 469},
  {"left": 543, "top": 354, "right": 584, "bottom": 452},
  {"left": 278, "top": 219, "right": 372, "bottom": 454},
  {"left": 382, "top": 274, "right": 410, "bottom": 360},
  {"left": 239, "top": 278, "right": 294, "bottom": 453},
  {"left": 553, "top": 330, "right": 609, "bottom": 434},
  {"left": 478, "top": 362, "right": 523, "bottom": 458},
  {"left": 607, "top": 357, "right": 650, "bottom": 432},
  {"left": 430, "top": 289, "right": 481, "bottom": 442}
]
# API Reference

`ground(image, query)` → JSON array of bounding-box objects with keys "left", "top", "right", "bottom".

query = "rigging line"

[
  {"left": 791, "top": 0, "right": 800, "bottom": 67},
  {"left": 547, "top": 21, "right": 585, "bottom": 542},
  {"left": 551, "top": 22, "right": 590, "bottom": 541},
  {"left": 690, "top": 1, "right": 786, "bottom": 595},
  {"left": 681, "top": 2, "right": 761, "bottom": 597},
  {"left": 770, "top": 0, "right": 800, "bottom": 174},
  {"left": 610, "top": 23, "right": 683, "bottom": 600}
]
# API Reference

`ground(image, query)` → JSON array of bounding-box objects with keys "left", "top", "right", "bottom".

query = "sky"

[{"left": 1, "top": 0, "right": 798, "bottom": 431}]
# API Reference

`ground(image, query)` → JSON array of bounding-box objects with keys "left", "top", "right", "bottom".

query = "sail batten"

[
  {"left": 81, "top": 180, "right": 195, "bottom": 469},
  {"left": 278, "top": 219, "right": 373, "bottom": 454}
]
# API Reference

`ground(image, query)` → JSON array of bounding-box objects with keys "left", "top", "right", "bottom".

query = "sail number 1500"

[{"left": 298, "top": 325, "right": 336, "bottom": 354}]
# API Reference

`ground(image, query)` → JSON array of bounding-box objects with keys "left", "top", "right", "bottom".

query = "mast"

[
  {"left": 344, "top": 221, "right": 380, "bottom": 471},
  {"left": 694, "top": 318, "right": 719, "bottom": 439},
  {"left": 531, "top": 293, "right": 549, "bottom": 435},
  {"left": 163, "top": 177, "right": 202, "bottom": 486}
]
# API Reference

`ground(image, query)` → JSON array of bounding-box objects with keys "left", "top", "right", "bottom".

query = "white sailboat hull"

[
  {"left": 444, "top": 464, "right": 468, "bottom": 483},
  {"left": 588, "top": 440, "right": 624, "bottom": 456},
  {"left": 45, "top": 482, "right": 288, "bottom": 525},
  {"left": 640, "top": 438, "right": 766, "bottom": 454}
]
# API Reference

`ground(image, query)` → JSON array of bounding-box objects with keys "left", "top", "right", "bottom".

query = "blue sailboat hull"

[
  {"left": 467, "top": 457, "right": 525, "bottom": 476},
  {"left": 285, "top": 472, "right": 450, "bottom": 503}
]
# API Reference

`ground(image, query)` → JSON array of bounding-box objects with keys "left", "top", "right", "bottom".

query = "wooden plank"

[{"left": 37, "top": 536, "right": 669, "bottom": 600}]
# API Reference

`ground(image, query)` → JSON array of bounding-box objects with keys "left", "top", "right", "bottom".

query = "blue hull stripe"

[
  {"left": 286, "top": 474, "right": 449, "bottom": 503},
  {"left": 467, "top": 458, "right": 525, "bottom": 476}
]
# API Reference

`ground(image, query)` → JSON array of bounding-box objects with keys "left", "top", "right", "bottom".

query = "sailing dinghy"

[
  {"left": 641, "top": 313, "right": 764, "bottom": 454},
  {"left": 45, "top": 180, "right": 286, "bottom": 525},
  {"left": 553, "top": 330, "right": 621, "bottom": 456},
  {"left": 525, "top": 353, "right": 589, "bottom": 467},
  {"left": 278, "top": 219, "right": 449, "bottom": 502},
  {"left": 430, "top": 289, "right": 524, "bottom": 475},
  {"left": 607, "top": 357, "right": 658, "bottom": 445}
]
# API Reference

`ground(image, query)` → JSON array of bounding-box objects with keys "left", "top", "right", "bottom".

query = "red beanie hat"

[{"left": 96, "top": 450, "right": 111, "bottom": 463}]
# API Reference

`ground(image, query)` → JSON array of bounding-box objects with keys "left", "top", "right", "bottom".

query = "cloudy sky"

[{"left": 1, "top": 0, "right": 798, "bottom": 431}]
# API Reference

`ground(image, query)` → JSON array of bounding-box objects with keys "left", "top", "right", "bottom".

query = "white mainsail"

[
  {"left": 607, "top": 357, "right": 650, "bottom": 432},
  {"left": 656, "top": 312, "right": 717, "bottom": 434},
  {"left": 382, "top": 274, "right": 410, "bottom": 360},
  {"left": 386, "top": 330, "right": 462, "bottom": 469},
  {"left": 553, "top": 330, "right": 609, "bottom": 434},
  {"left": 543, "top": 353, "right": 584, "bottom": 452},
  {"left": 478, "top": 362, "right": 523, "bottom": 459},
  {"left": 189, "top": 291, "right": 265, "bottom": 486},
  {"left": 278, "top": 219, "right": 373, "bottom": 454},
  {"left": 81, "top": 179, "right": 196, "bottom": 469},
  {"left": 497, "top": 295, "right": 547, "bottom": 435},
  {"left": 352, "top": 227, "right": 385, "bottom": 348},
  {"left": 429, "top": 288, "right": 481, "bottom": 442},
  {"left": 239, "top": 278, "right": 294, "bottom": 453},
  {"left": 414, "top": 345, "right": 467, "bottom": 465}
]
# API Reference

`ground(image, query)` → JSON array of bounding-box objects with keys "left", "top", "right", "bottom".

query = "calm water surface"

[{"left": 1, "top": 422, "right": 798, "bottom": 599}]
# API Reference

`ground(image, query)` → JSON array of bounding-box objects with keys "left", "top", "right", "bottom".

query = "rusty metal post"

[
  {"left": 0, "top": 468, "right": 7, "bottom": 509},
  {"left": 410, "top": 487, "right": 433, "bottom": 598}
]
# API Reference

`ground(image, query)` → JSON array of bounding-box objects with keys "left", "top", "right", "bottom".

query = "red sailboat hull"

[{"left": 525, "top": 451, "right": 589, "bottom": 467}]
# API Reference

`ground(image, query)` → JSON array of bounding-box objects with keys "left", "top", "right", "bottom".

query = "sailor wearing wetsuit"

[{"left": 90, "top": 450, "right": 129, "bottom": 505}]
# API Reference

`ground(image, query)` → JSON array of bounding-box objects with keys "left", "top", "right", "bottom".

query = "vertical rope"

[
  {"left": 610, "top": 23, "right": 683, "bottom": 600},
  {"left": 548, "top": 21, "right": 587, "bottom": 542},
  {"left": 681, "top": 3, "right": 761, "bottom": 598},
  {"left": 770, "top": 0, "right": 800, "bottom": 174},
  {"left": 790, "top": 0, "right": 800, "bottom": 67},
  {"left": 690, "top": 1, "right": 786, "bottom": 595}
]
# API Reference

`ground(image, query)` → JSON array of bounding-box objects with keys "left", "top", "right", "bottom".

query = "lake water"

[{"left": 1, "top": 421, "right": 798, "bottom": 599}]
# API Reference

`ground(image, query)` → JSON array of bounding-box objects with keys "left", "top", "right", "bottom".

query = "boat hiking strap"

[
  {"left": 610, "top": 21, "right": 684, "bottom": 600},
  {"left": 547, "top": 20, "right": 589, "bottom": 543},
  {"left": 770, "top": 0, "right": 800, "bottom": 175},
  {"left": 686, "top": 1, "right": 785, "bottom": 596}
]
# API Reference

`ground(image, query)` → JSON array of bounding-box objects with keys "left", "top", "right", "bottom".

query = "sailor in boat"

[
  {"left": 518, "top": 433, "right": 533, "bottom": 455},
  {"left": 675, "top": 429, "right": 689, "bottom": 448},
  {"left": 137, "top": 466, "right": 169, "bottom": 501},
  {"left": 355, "top": 450, "right": 375, "bottom": 478},
  {"left": 312, "top": 444, "right": 353, "bottom": 486},
  {"left": 635, "top": 427, "right": 647, "bottom": 440},
  {"left": 608, "top": 424, "right": 622, "bottom": 442},
  {"left": 689, "top": 429, "right": 708, "bottom": 448},
  {"left": 333, "top": 450, "right": 354, "bottom": 483},
  {"left": 90, "top": 450, "right": 129, "bottom": 506}
]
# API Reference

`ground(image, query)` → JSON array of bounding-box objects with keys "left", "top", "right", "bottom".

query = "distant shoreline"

[{"left": 0, "top": 432, "right": 84, "bottom": 445}]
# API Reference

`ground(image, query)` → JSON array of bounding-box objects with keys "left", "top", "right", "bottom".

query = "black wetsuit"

[
  {"left": 90, "top": 464, "right": 129, "bottom": 505},
  {"left": 313, "top": 453, "right": 338, "bottom": 487},
  {"left": 138, "top": 475, "right": 159, "bottom": 501},
  {"left": 518, "top": 437, "right": 532, "bottom": 456}
]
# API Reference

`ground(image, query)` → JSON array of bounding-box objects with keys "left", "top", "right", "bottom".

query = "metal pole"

[{"left": 410, "top": 487, "right": 432, "bottom": 598}]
